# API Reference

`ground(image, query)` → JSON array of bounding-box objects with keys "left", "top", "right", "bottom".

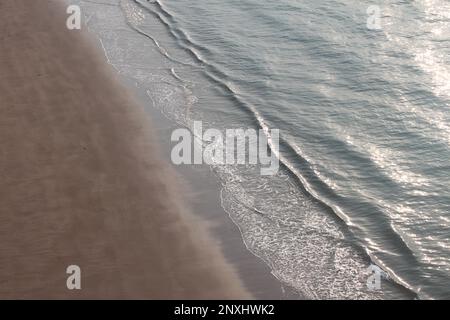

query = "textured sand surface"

[{"left": 0, "top": 0, "right": 250, "bottom": 299}]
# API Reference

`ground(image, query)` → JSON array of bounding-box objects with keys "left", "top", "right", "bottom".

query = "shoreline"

[
  {"left": 122, "top": 76, "right": 292, "bottom": 299},
  {"left": 74, "top": 0, "right": 291, "bottom": 299},
  {"left": 0, "top": 0, "right": 251, "bottom": 299}
]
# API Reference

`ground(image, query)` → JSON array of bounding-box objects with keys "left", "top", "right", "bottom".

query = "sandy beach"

[{"left": 0, "top": 0, "right": 251, "bottom": 299}]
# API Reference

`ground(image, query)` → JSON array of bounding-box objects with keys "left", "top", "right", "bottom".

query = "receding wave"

[{"left": 73, "top": 0, "right": 450, "bottom": 299}]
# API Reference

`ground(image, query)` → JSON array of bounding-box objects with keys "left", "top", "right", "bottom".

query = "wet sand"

[{"left": 0, "top": 0, "right": 251, "bottom": 299}]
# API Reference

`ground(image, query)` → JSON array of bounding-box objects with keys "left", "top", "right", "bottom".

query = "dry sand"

[{"left": 0, "top": 0, "right": 251, "bottom": 299}]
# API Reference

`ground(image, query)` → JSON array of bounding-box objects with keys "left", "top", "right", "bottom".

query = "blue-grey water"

[{"left": 72, "top": 0, "right": 450, "bottom": 299}]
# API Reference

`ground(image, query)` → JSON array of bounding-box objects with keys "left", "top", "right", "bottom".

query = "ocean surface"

[{"left": 71, "top": 0, "right": 450, "bottom": 299}]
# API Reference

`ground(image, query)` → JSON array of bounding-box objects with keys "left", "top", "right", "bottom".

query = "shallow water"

[{"left": 71, "top": 0, "right": 450, "bottom": 299}]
